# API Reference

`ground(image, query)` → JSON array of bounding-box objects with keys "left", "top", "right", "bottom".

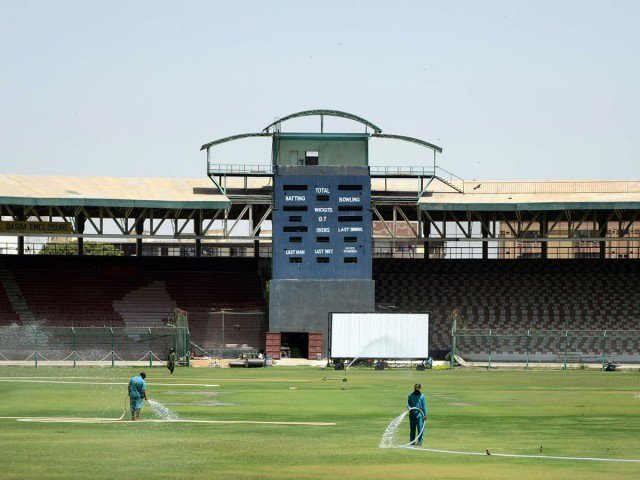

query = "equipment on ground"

[{"left": 604, "top": 362, "right": 619, "bottom": 371}]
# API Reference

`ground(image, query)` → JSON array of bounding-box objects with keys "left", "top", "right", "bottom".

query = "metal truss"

[
  {"left": 371, "top": 204, "right": 421, "bottom": 239},
  {"left": 370, "top": 133, "right": 442, "bottom": 153},
  {"left": 0, "top": 203, "right": 272, "bottom": 241},
  {"left": 262, "top": 109, "right": 383, "bottom": 134},
  {"left": 4, "top": 196, "right": 640, "bottom": 261},
  {"left": 418, "top": 208, "right": 640, "bottom": 241}
]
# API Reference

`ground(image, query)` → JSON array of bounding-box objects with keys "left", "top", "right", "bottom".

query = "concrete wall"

[{"left": 269, "top": 279, "right": 375, "bottom": 353}]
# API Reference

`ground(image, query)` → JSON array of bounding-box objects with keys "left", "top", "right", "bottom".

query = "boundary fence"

[
  {"left": 0, "top": 325, "right": 189, "bottom": 367},
  {"left": 451, "top": 328, "right": 640, "bottom": 369}
]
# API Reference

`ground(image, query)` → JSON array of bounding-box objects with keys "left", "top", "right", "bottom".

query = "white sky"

[{"left": 1, "top": 0, "right": 638, "bottom": 181}]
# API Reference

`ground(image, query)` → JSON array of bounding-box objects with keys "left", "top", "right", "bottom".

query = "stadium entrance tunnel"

[{"left": 280, "top": 332, "right": 309, "bottom": 358}]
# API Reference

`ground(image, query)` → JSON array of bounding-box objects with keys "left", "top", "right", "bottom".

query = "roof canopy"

[
  {"left": 201, "top": 110, "right": 443, "bottom": 155},
  {"left": 419, "top": 180, "right": 640, "bottom": 211},
  {"left": 0, "top": 174, "right": 230, "bottom": 209},
  {"left": 262, "top": 109, "right": 383, "bottom": 134}
]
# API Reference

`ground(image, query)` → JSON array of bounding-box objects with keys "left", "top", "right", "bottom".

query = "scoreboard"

[{"left": 272, "top": 167, "right": 372, "bottom": 280}]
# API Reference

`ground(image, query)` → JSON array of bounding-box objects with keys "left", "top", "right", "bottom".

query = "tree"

[{"left": 38, "top": 241, "right": 124, "bottom": 256}]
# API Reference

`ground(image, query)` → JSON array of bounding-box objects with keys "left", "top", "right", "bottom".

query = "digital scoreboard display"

[{"left": 272, "top": 172, "right": 372, "bottom": 280}]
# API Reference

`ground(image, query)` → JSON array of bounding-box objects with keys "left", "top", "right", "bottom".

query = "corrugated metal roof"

[
  {"left": 0, "top": 175, "right": 230, "bottom": 209},
  {"left": 419, "top": 180, "right": 640, "bottom": 211}
]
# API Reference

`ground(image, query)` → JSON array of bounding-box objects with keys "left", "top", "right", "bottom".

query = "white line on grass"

[
  {"left": 0, "top": 416, "right": 334, "bottom": 426},
  {"left": 0, "top": 376, "right": 317, "bottom": 383},
  {"left": 0, "top": 376, "right": 316, "bottom": 382},
  {"left": 0, "top": 376, "right": 132, "bottom": 380},
  {"left": 402, "top": 446, "right": 640, "bottom": 463},
  {"left": 0, "top": 379, "right": 219, "bottom": 387}
]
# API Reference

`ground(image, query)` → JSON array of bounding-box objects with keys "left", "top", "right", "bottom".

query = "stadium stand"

[
  {"left": 373, "top": 259, "right": 640, "bottom": 356},
  {"left": 13, "top": 261, "right": 125, "bottom": 327},
  {"left": 113, "top": 280, "right": 177, "bottom": 328},
  {"left": 0, "top": 256, "right": 267, "bottom": 349},
  {"left": 4, "top": 255, "right": 639, "bottom": 359},
  {"left": 0, "top": 282, "right": 20, "bottom": 325}
]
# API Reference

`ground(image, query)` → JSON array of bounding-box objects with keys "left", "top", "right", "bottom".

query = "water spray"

[
  {"left": 147, "top": 398, "right": 178, "bottom": 420},
  {"left": 342, "top": 356, "right": 361, "bottom": 382},
  {"left": 379, "top": 407, "right": 426, "bottom": 449},
  {"left": 342, "top": 336, "right": 402, "bottom": 381},
  {"left": 116, "top": 395, "right": 127, "bottom": 420}
]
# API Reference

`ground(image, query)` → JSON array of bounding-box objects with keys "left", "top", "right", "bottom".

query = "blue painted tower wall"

[{"left": 272, "top": 166, "right": 372, "bottom": 280}]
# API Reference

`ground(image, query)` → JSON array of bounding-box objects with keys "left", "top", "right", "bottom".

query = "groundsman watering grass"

[{"left": 0, "top": 366, "right": 639, "bottom": 479}]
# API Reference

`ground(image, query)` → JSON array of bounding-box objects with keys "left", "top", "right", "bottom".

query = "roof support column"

[
  {"left": 17, "top": 211, "right": 25, "bottom": 255},
  {"left": 135, "top": 219, "right": 144, "bottom": 257},
  {"left": 422, "top": 213, "right": 431, "bottom": 259},
  {"left": 481, "top": 214, "right": 489, "bottom": 260},
  {"left": 540, "top": 213, "right": 548, "bottom": 259},
  {"left": 76, "top": 214, "right": 85, "bottom": 256},
  {"left": 194, "top": 217, "right": 201, "bottom": 258},
  {"left": 252, "top": 206, "right": 260, "bottom": 259},
  {"left": 597, "top": 213, "right": 607, "bottom": 259}
]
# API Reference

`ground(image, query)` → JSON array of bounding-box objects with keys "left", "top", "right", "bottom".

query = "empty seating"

[
  {"left": 113, "top": 280, "right": 176, "bottom": 328},
  {"left": 373, "top": 259, "right": 640, "bottom": 357},
  {"left": 0, "top": 256, "right": 267, "bottom": 349},
  {"left": 0, "top": 283, "right": 19, "bottom": 325}
]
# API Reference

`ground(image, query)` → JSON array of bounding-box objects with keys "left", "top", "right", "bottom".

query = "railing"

[
  {"left": 369, "top": 166, "right": 436, "bottom": 176},
  {"left": 452, "top": 328, "right": 640, "bottom": 368},
  {"left": 0, "top": 325, "right": 189, "bottom": 367},
  {"left": 0, "top": 242, "right": 126, "bottom": 256},
  {"left": 372, "top": 241, "right": 639, "bottom": 259},
  {"left": 206, "top": 164, "right": 468, "bottom": 184},
  {"left": 208, "top": 164, "right": 274, "bottom": 175},
  {"left": 3, "top": 239, "right": 640, "bottom": 259},
  {"left": 140, "top": 243, "right": 273, "bottom": 258},
  {"left": 0, "top": 241, "right": 274, "bottom": 258},
  {"left": 208, "top": 164, "right": 456, "bottom": 177},
  {"left": 435, "top": 166, "right": 465, "bottom": 187}
]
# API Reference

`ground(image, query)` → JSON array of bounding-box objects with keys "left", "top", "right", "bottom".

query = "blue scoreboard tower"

[
  {"left": 201, "top": 110, "right": 444, "bottom": 359},
  {"left": 269, "top": 132, "right": 375, "bottom": 355}
]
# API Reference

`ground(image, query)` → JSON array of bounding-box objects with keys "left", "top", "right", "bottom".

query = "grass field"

[{"left": 1, "top": 366, "right": 639, "bottom": 479}]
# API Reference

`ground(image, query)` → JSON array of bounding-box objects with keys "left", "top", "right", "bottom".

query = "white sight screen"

[{"left": 330, "top": 313, "right": 429, "bottom": 359}]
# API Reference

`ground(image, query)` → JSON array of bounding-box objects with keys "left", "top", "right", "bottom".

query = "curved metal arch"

[
  {"left": 200, "top": 132, "right": 272, "bottom": 151},
  {"left": 371, "top": 133, "right": 443, "bottom": 153},
  {"left": 262, "top": 110, "right": 383, "bottom": 134}
]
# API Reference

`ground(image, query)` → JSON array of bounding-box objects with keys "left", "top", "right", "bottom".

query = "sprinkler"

[{"left": 342, "top": 356, "right": 360, "bottom": 382}]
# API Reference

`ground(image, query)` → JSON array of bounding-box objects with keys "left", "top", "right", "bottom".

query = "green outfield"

[{"left": 0, "top": 366, "right": 639, "bottom": 479}]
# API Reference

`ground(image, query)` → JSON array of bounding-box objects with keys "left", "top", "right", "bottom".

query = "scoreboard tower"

[
  {"left": 269, "top": 133, "right": 375, "bottom": 356},
  {"left": 201, "top": 110, "right": 444, "bottom": 359}
]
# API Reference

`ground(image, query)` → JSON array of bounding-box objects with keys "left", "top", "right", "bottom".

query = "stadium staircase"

[
  {"left": 0, "top": 259, "right": 35, "bottom": 325},
  {"left": 433, "top": 175, "right": 464, "bottom": 194}
]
